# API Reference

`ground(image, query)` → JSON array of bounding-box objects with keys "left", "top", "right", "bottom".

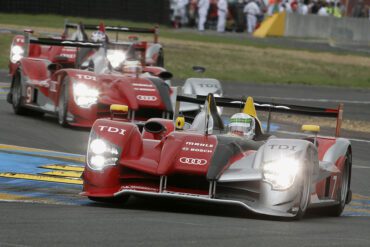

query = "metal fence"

[{"left": 0, "top": 0, "right": 171, "bottom": 24}]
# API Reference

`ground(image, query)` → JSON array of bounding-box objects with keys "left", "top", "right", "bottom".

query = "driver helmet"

[
  {"left": 91, "top": 31, "right": 106, "bottom": 42},
  {"left": 229, "top": 113, "right": 255, "bottom": 139},
  {"left": 122, "top": 59, "right": 142, "bottom": 75}
]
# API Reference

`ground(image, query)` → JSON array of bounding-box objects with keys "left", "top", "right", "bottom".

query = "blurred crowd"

[{"left": 170, "top": 0, "right": 370, "bottom": 33}]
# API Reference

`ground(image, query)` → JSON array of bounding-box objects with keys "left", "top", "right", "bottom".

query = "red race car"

[
  {"left": 7, "top": 34, "right": 173, "bottom": 127},
  {"left": 8, "top": 21, "right": 163, "bottom": 75},
  {"left": 82, "top": 94, "right": 351, "bottom": 219}
]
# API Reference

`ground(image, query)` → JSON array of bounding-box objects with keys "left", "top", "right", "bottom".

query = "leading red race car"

[
  {"left": 7, "top": 33, "right": 173, "bottom": 127},
  {"left": 82, "top": 94, "right": 352, "bottom": 220}
]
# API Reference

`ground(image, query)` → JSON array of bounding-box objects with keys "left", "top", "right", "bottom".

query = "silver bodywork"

[
  {"left": 180, "top": 78, "right": 223, "bottom": 112},
  {"left": 114, "top": 137, "right": 350, "bottom": 218}
]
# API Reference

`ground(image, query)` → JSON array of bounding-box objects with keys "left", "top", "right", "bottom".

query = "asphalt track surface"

[{"left": 1, "top": 70, "right": 370, "bottom": 246}]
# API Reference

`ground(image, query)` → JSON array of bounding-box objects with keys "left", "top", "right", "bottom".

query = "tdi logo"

[
  {"left": 76, "top": 74, "right": 96, "bottom": 81},
  {"left": 179, "top": 157, "right": 207, "bottom": 165},
  {"left": 98, "top": 125, "right": 126, "bottom": 136},
  {"left": 268, "top": 145, "right": 296, "bottom": 151},
  {"left": 137, "top": 95, "right": 157, "bottom": 101}
]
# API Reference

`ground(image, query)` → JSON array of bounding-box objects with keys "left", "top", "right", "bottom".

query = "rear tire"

[
  {"left": 324, "top": 150, "right": 351, "bottom": 217},
  {"left": 11, "top": 71, "right": 27, "bottom": 115},
  {"left": 58, "top": 77, "right": 69, "bottom": 127}
]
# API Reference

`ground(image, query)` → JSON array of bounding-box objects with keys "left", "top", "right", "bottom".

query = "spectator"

[
  {"left": 318, "top": 1, "right": 329, "bottom": 16},
  {"left": 267, "top": 0, "right": 280, "bottom": 15},
  {"left": 352, "top": 0, "right": 367, "bottom": 18},
  {"left": 188, "top": 0, "right": 198, "bottom": 27},
  {"left": 170, "top": 0, "right": 189, "bottom": 28},
  {"left": 243, "top": 0, "right": 261, "bottom": 33},
  {"left": 280, "top": 0, "right": 293, "bottom": 12},
  {"left": 198, "top": 0, "right": 210, "bottom": 31},
  {"left": 291, "top": 0, "right": 299, "bottom": 12},
  {"left": 217, "top": 0, "right": 228, "bottom": 32},
  {"left": 299, "top": 0, "right": 309, "bottom": 15},
  {"left": 310, "top": 0, "right": 320, "bottom": 14}
]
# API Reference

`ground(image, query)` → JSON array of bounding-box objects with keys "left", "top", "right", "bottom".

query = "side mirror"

[
  {"left": 110, "top": 104, "right": 129, "bottom": 120},
  {"left": 192, "top": 66, "right": 206, "bottom": 73},
  {"left": 158, "top": 71, "right": 173, "bottom": 80},
  {"left": 302, "top": 125, "right": 320, "bottom": 145},
  {"left": 144, "top": 121, "right": 166, "bottom": 134},
  {"left": 47, "top": 63, "right": 62, "bottom": 72},
  {"left": 176, "top": 116, "right": 185, "bottom": 130}
]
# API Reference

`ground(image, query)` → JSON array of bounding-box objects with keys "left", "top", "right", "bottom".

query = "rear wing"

[
  {"left": 64, "top": 21, "right": 159, "bottom": 43},
  {"left": 26, "top": 36, "right": 147, "bottom": 66},
  {"left": 176, "top": 94, "right": 344, "bottom": 137}
]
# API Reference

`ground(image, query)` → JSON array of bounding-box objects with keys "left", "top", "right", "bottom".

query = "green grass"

[{"left": 1, "top": 13, "right": 370, "bottom": 88}]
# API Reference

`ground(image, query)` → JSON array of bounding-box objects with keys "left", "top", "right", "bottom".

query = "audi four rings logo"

[
  {"left": 179, "top": 157, "right": 207, "bottom": 165},
  {"left": 136, "top": 95, "right": 157, "bottom": 101}
]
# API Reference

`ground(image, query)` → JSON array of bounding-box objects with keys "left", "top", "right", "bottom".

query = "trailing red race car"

[
  {"left": 7, "top": 34, "right": 173, "bottom": 127},
  {"left": 8, "top": 21, "right": 164, "bottom": 75},
  {"left": 82, "top": 93, "right": 352, "bottom": 219}
]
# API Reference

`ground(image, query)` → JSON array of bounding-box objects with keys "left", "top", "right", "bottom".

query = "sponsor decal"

[
  {"left": 185, "top": 142, "right": 213, "bottom": 148},
  {"left": 121, "top": 185, "right": 157, "bottom": 192},
  {"left": 132, "top": 83, "right": 153, "bottom": 88},
  {"left": 134, "top": 88, "right": 156, "bottom": 92},
  {"left": 179, "top": 157, "right": 207, "bottom": 165},
  {"left": 62, "top": 47, "right": 77, "bottom": 51},
  {"left": 25, "top": 86, "right": 32, "bottom": 103},
  {"left": 182, "top": 141, "right": 214, "bottom": 153},
  {"left": 198, "top": 83, "right": 218, "bottom": 88},
  {"left": 76, "top": 74, "right": 96, "bottom": 81},
  {"left": 182, "top": 147, "right": 212, "bottom": 153},
  {"left": 50, "top": 81, "right": 57, "bottom": 92},
  {"left": 136, "top": 95, "right": 157, "bottom": 101},
  {"left": 268, "top": 144, "right": 297, "bottom": 151},
  {"left": 60, "top": 53, "right": 76, "bottom": 59},
  {"left": 98, "top": 125, "right": 126, "bottom": 136}
]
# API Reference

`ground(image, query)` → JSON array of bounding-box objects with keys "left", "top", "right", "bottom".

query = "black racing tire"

[
  {"left": 294, "top": 167, "right": 311, "bottom": 220},
  {"left": 11, "top": 71, "right": 27, "bottom": 115},
  {"left": 88, "top": 195, "right": 130, "bottom": 204},
  {"left": 58, "top": 77, "right": 69, "bottom": 127},
  {"left": 323, "top": 150, "right": 352, "bottom": 217},
  {"left": 157, "top": 49, "right": 164, "bottom": 67}
]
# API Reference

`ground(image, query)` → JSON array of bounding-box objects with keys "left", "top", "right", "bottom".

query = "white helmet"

[
  {"left": 91, "top": 31, "right": 106, "bottom": 42},
  {"left": 229, "top": 113, "right": 255, "bottom": 139}
]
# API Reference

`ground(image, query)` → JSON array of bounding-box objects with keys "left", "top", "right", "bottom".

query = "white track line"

[
  {"left": 352, "top": 165, "right": 370, "bottom": 169},
  {"left": 255, "top": 96, "right": 370, "bottom": 105},
  {"left": 276, "top": 130, "right": 370, "bottom": 144}
]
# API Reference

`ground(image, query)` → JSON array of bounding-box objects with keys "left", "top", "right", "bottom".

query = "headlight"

[
  {"left": 10, "top": 45, "right": 24, "bottom": 63},
  {"left": 263, "top": 157, "right": 300, "bottom": 190},
  {"left": 87, "top": 139, "right": 119, "bottom": 171},
  {"left": 107, "top": 50, "right": 126, "bottom": 69},
  {"left": 73, "top": 83, "right": 99, "bottom": 108}
]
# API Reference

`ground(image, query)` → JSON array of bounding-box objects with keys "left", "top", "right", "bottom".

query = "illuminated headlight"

[
  {"left": 87, "top": 139, "right": 119, "bottom": 171},
  {"left": 263, "top": 157, "right": 300, "bottom": 190},
  {"left": 107, "top": 50, "right": 126, "bottom": 69},
  {"left": 73, "top": 83, "right": 99, "bottom": 108},
  {"left": 10, "top": 45, "right": 24, "bottom": 63}
]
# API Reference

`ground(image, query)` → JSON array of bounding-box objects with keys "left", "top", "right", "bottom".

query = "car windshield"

[{"left": 79, "top": 42, "right": 140, "bottom": 74}]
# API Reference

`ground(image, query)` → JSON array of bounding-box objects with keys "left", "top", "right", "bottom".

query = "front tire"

[
  {"left": 324, "top": 150, "right": 351, "bottom": 217},
  {"left": 294, "top": 168, "right": 311, "bottom": 220},
  {"left": 11, "top": 71, "right": 27, "bottom": 115},
  {"left": 58, "top": 77, "right": 69, "bottom": 127}
]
